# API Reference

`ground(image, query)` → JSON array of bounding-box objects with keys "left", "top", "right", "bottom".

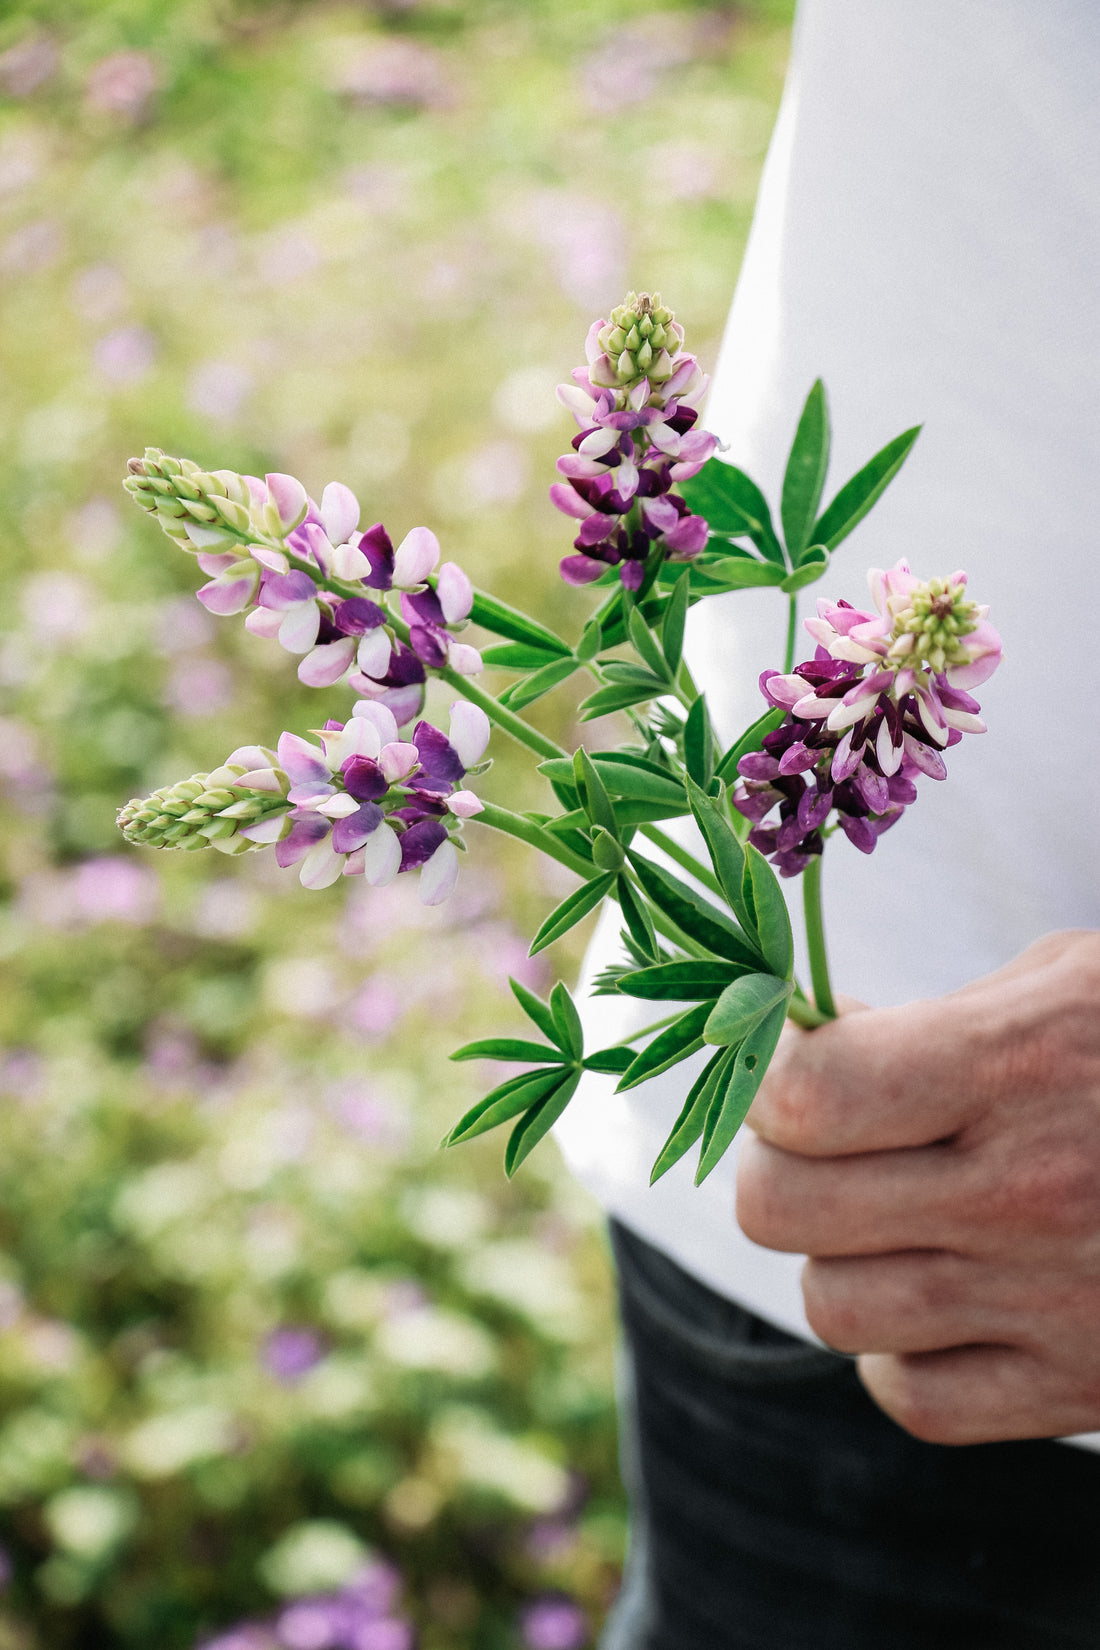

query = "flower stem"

[
  {"left": 437, "top": 667, "right": 567, "bottom": 761},
  {"left": 802, "top": 853, "right": 837, "bottom": 1019},
  {"left": 784, "top": 593, "right": 799, "bottom": 673},
  {"left": 473, "top": 802, "right": 594, "bottom": 878},
  {"left": 600, "top": 1008, "right": 692, "bottom": 1049}
]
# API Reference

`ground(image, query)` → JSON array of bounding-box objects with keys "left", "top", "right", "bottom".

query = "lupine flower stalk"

[
  {"left": 734, "top": 561, "right": 1002, "bottom": 874},
  {"left": 124, "top": 450, "right": 481, "bottom": 721},
  {"left": 118, "top": 700, "right": 489, "bottom": 904},
  {"left": 550, "top": 291, "right": 718, "bottom": 589}
]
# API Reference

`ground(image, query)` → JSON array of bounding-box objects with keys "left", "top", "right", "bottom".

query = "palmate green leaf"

[
  {"left": 677, "top": 459, "right": 785, "bottom": 565},
  {"left": 509, "top": 977, "right": 563, "bottom": 1046},
  {"left": 577, "top": 678, "right": 668, "bottom": 720},
  {"left": 617, "top": 960, "right": 748, "bottom": 1000},
  {"left": 781, "top": 546, "right": 829, "bottom": 591},
  {"left": 683, "top": 777, "right": 751, "bottom": 929},
  {"left": 650, "top": 1046, "right": 733, "bottom": 1184},
  {"left": 628, "top": 607, "right": 671, "bottom": 682},
  {"left": 528, "top": 872, "right": 616, "bottom": 955},
  {"left": 504, "top": 1068, "right": 583, "bottom": 1176},
  {"left": 444, "top": 1065, "right": 566, "bottom": 1146},
  {"left": 469, "top": 590, "right": 571, "bottom": 654},
  {"left": 662, "top": 571, "right": 690, "bottom": 676},
  {"left": 812, "top": 424, "right": 922, "bottom": 551},
  {"left": 499, "top": 655, "right": 579, "bottom": 710},
  {"left": 627, "top": 852, "right": 764, "bottom": 969},
  {"left": 451, "top": 1037, "right": 566, "bottom": 1064},
  {"left": 696, "top": 999, "right": 788, "bottom": 1183},
  {"left": 714, "top": 707, "right": 786, "bottom": 784},
  {"left": 582, "top": 1045, "right": 636, "bottom": 1075},
  {"left": 780, "top": 379, "right": 830, "bottom": 560},
  {"left": 615, "top": 1001, "right": 715, "bottom": 1092},
  {"left": 703, "top": 973, "right": 793, "bottom": 1046},
  {"left": 481, "top": 641, "right": 567, "bottom": 671},
  {"left": 615, "top": 873, "right": 659, "bottom": 961},
  {"left": 538, "top": 753, "right": 685, "bottom": 809},
  {"left": 683, "top": 696, "right": 714, "bottom": 787},
  {"left": 573, "top": 748, "right": 619, "bottom": 837},
  {"left": 550, "top": 980, "right": 584, "bottom": 1061},
  {"left": 742, "top": 844, "right": 793, "bottom": 979}
]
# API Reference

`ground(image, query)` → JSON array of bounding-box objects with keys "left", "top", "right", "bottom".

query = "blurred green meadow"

[{"left": 0, "top": 1, "right": 791, "bottom": 1645}]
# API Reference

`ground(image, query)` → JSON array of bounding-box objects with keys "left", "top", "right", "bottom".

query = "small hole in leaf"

[{"left": 744, "top": 1054, "right": 758, "bottom": 1071}]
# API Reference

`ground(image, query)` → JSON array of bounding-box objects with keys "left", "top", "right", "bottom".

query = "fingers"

[
  {"left": 801, "top": 1251, "right": 1021, "bottom": 1354},
  {"left": 858, "top": 1345, "right": 1100, "bottom": 1446},
  {"left": 737, "top": 1133, "right": 976, "bottom": 1256}
]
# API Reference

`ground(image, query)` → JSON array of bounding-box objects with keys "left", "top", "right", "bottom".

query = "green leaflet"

[
  {"left": 812, "top": 424, "right": 922, "bottom": 551},
  {"left": 628, "top": 606, "right": 672, "bottom": 682},
  {"left": 649, "top": 1046, "right": 733, "bottom": 1184},
  {"left": 445, "top": 1065, "right": 566, "bottom": 1146},
  {"left": 572, "top": 748, "right": 619, "bottom": 837},
  {"left": 576, "top": 617, "right": 603, "bottom": 661},
  {"left": 469, "top": 590, "right": 571, "bottom": 654},
  {"left": 509, "top": 977, "right": 563, "bottom": 1047},
  {"left": 615, "top": 873, "right": 659, "bottom": 962},
  {"left": 615, "top": 1001, "right": 715, "bottom": 1092},
  {"left": 481, "top": 641, "right": 568, "bottom": 671},
  {"left": 451, "top": 1037, "right": 567, "bottom": 1064},
  {"left": 582, "top": 1045, "right": 637, "bottom": 1075},
  {"left": 704, "top": 973, "right": 793, "bottom": 1045},
  {"left": 577, "top": 678, "right": 668, "bottom": 720},
  {"left": 714, "top": 708, "right": 786, "bottom": 784},
  {"left": 683, "top": 696, "right": 714, "bottom": 787},
  {"left": 677, "top": 459, "right": 785, "bottom": 565},
  {"left": 504, "top": 1067, "right": 583, "bottom": 1176},
  {"left": 617, "top": 960, "right": 747, "bottom": 1000},
  {"left": 550, "top": 980, "right": 584, "bottom": 1061},
  {"left": 690, "top": 553, "right": 786, "bottom": 590},
  {"left": 662, "top": 571, "right": 690, "bottom": 676},
  {"left": 498, "top": 655, "right": 579, "bottom": 710},
  {"left": 528, "top": 872, "right": 616, "bottom": 955},
  {"left": 781, "top": 546, "right": 829, "bottom": 591},
  {"left": 696, "top": 999, "right": 788, "bottom": 1183},
  {"left": 780, "top": 380, "right": 830, "bottom": 561},
  {"left": 683, "top": 777, "right": 751, "bottom": 930},
  {"left": 742, "top": 844, "right": 794, "bottom": 979},
  {"left": 538, "top": 753, "right": 685, "bottom": 808},
  {"left": 627, "top": 852, "right": 764, "bottom": 969}
]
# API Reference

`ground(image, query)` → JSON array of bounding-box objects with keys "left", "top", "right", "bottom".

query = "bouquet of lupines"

[{"left": 119, "top": 292, "right": 1001, "bottom": 1184}]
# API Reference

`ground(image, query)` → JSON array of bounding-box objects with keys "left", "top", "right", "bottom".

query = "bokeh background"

[{"left": 0, "top": 2, "right": 792, "bottom": 1645}]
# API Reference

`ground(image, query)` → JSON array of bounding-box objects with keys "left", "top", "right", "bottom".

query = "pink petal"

[
  {"left": 278, "top": 602, "right": 321, "bottom": 654},
  {"left": 265, "top": 472, "right": 309, "bottom": 533},
  {"left": 356, "top": 628, "right": 392, "bottom": 679},
  {"left": 250, "top": 546, "right": 290, "bottom": 574},
  {"left": 379, "top": 741, "right": 419, "bottom": 783},
  {"left": 352, "top": 700, "right": 400, "bottom": 746},
  {"left": 225, "top": 745, "right": 274, "bottom": 771},
  {"left": 320, "top": 481, "right": 360, "bottom": 545},
  {"left": 392, "top": 526, "right": 440, "bottom": 588},
  {"left": 341, "top": 847, "right": 366, "bottom": 876},
  {"left": 448, "top": 701, "right": 491, "bottom": 768},
  {"left": 549, "top": 482, "right": 594, "bottom": 522},
  {"left": 196, "top": 571, "right": 258, "bottom": 616},
  {"left": 277, "top": 732, "right": 331, "bottom": 785},
  {"left": 297, "top": 637, "right": 357, "bottom": 687},
  {"left": 448, "top": 789, "right": 483, "bottom": 818},
  {"left": 446, "top": 641, "right": 483, "bottom": 675},
  {"left": 436, "top": 561, "right": 473, "bottom": 624},
  {"left": 244, "top": 607, "right": 283, "bottom": 639},
  {"left": 195, "top": 552, "right": 239, "bottom": 576}
]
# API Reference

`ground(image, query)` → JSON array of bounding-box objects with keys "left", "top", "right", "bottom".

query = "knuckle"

[
  {"left": 863, "top": 1357, "right": 963, "bottom": 1445},
  {"left": 989, "top": 1147, "right": 1100, "bottom": 1242},
  {"left": 735, "top": 1138, "right": 794, "bottom": 1249},
  {"left": 801, "top": 1263, "right": 863, "bottom": 1352}
]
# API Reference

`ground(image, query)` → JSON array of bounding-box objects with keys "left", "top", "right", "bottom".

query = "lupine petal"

[
  {"left": 264, "top": 473, "right": 309, "bottom": 533},
  {"left": 549, "top": 482, "right": 594, "bottom": 521},
  {"left": 298, "top": 637, "right": 357, "bottom": 687},
  {"left": 902, "top": 733, "right": 948, "bottom": 779},
  {"left": 278, "top": 602, "right": 321, "bottom": 654},
  {"left": 195, "top": 551, "right": 239, "bottom": 576},
  {"left": 411, "top": 722, "right": 464, "bottom": 785},
  {"left": 341, "top": 847, "right": 366, "bottom": 876},
  {"left": 225, "top": 745, "right": 275, "bottom": 771},
  {"left": 330, "top": 541, "right": 373, "bottom": 580},
  {"left": 361, "top": 821, "right": 402, "bottom": 885},
  {"left": 448, "top": 701, "right": 491, "bottom": 768},
  {"left": 244, "top": 607, "right": 284, "bottom": 639},
  {"left": 664, "top": 513, "right": 708, "bottom": 555},
  {"left": 577, "top": 427, "right": 620, "bottom": 458},
  {"left": 576, "top": 512, "right": 619, "bottom": 547},
  {"left": 197, "top": 573, "right": 257, "bottom": 616},
  {"left": 358, "top": 523, "right": 395, "bottom": 589},
  {"left": 875, "top": 717, "right": 904, "bottom": 776},
  {"left": 274, "top": 814, "right": 330, "bottom": 868},
  {"left": 447, "top": 789, "right": 483, "bottom": 818},
  {"left": 231, "top": 767, "right": 285, "bottom": 795},
  {"left": 342, "top": 757, "right": 388, "bottom": 802},
  {"left": 392, "top": 526, "right": 440, "bottom": 588},
  {"left": 398, "top": 818, "right": 448, "bottom": 870},
  {"left": 838, "top": 814, "right": 877, "bottom": 854},
  {"left": 299, "top": 838, "right": 346, "bottom": 890},
  {"left": 777, "top": 742, "right": 817, "bottom": 777},
  {"left": 419, "top": 839, "right": 459, "bottom": 906},
  {"left": 333, "top": 596, "right": 387, "bottom": 635},
  {"left": 379, "top": 742, "right": 420, "bottom": 782},
  {"left": 332, "top": 801, "right": 384, "bottom": 852},
  {"left": 237, "top": 812, "right": 292, "bottom": 844},
  {"left": 320, "top": 481, "right": 360, "bottom": 545},
  {"left": 409, "top": 624, "right": 448, "bottom": 669},
  {"left": 559, "top": 553, "right": 607, "bottom": 586},
  {"left": 352, "top": 700, "right": 399, "bottom": 746},
  {"left": 356, "top": 628, "right": 392, "bottom": 679},
  {"left": 446, "top": 641, "right": 483, "bottom": 675},
  {"left": 277, "top": 732, "right": 331, "bottom": 785},
  {"left": 436, "top": 561, "right": 474, "bottom": 624}
]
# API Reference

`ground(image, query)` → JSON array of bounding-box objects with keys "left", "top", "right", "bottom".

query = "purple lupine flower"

[
  {"left": 520, "top": 1595, "right": 589, "bottom": 1650},
  {"left": 552, "top": 292, "right": 716, "bottom": 588},
  {"left": 263, "top": 1327, "right": 325, "bottom": 1384},
  {"left": 732, "top": 565, "right": 1002, "bottom": 875}
]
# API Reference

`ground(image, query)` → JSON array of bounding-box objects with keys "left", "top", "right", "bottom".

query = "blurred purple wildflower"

[
  {"left": 263, "top": 1328, "right": 324, "bottom": 1384},
  {"left": 521, "top": 1594, "right": 589, "bottom": 1650}
]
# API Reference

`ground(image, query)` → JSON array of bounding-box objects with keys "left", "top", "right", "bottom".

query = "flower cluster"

[
  {"left": 202, "top": 1558, "right": 413, "bottom": 1650},
  {"left": 734, "top": 562, "right": 1002, "bottom": 875},
  {"left": 550, "top": 292, "right": 717, "bottom": 589},
  {"left": 124, "top": 453, "right": 481, "bottom": 722},
  {"left": 117, "top": 699, "right": 489, "bottom": 904}
]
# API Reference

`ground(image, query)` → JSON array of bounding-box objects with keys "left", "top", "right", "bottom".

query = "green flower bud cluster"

[
  {"left": 596, "top": 291, "right": 686, "bottom": 388},
  {"left": 888, "top": 576, "right": 980, "bottom": 674},
  {"left": 122, "top": 449, "right": 255, "bottom": 547},
  {"left": 117, "top": 761, "right": 290, "bottom": 858}
]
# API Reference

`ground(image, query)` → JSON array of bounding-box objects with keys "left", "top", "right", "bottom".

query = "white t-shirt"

[{"left": 554, "top": 0, "right": 1100, "bottom": 1436}]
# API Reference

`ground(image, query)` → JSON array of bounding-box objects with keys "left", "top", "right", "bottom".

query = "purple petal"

[
  {"left": 738, "top": 751, "right": 781, "bottom": 781},
  {"left": 274, "top": 814, "right": 331, "bottom": 868},
  {"left": 343, "top": 757, "right": 389, "bottom": 803},
  {"left": 398, "top": 818, "right": 448, "bottom": 870},
  {"left": 575, "top": 511, "right": 620, "bottom": 547},
  {"left": 196, "top": 573, "right": 257, "bottom": 616},
  {"left": 402, "top": 588, "right": 445, "bottom": 628},
  {"left": 777, "top": 742, "right": 817, "bottom": 777},
  {"left": 559, "top": 554, "right": 607, "bottom": 586},
  {"left": 333, "top": 596, "right": 387, "bottom": 635},
  {"left": 664, "top": 512, "right": 708, "bottom": 556},
  {"left": 258, "top": 570, "right": 317, "bottom": 610},
  {"left": 411, "top": 721, "right": 465, "bottom": 784},
  {"left": 332, "top": 801, "right": 384, "bottom": 853},
  {"left": 409, "top": 624, "right": 449, "bottom": 669},
  {"left": 358, "top": 523, "right": 395, "bottom": 589},
  {"left": 852, "top": 764, "right": 891, "bottom": 814},
  {"left": 619, "top": 559, "right": 645, "bottom": 591},
  {"left": 549, "top": 482, "right": 594, "bottom": 521},
  {"left": 838, "top": 813, "right": 878, "bottom": 854}
]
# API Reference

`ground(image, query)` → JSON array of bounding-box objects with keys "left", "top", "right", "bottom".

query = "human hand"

[{"left": 736, "top": 930, "right": 1100, "bottom": 1444}]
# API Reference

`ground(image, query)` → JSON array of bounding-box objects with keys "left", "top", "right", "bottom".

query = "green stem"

[
  {"left": 640, "top": 825, "right": 723, "bottom": 898},
  {"left": 802, "top": 854, "right": 837, "bottom": 1019},
  {"left": 474, "top": 803, "right": 594, "bottom": 878},
  {"left": 600, "top": 1008, "right": 690, "bottom": 1049},
  {"left": 437, "top": 667, "right": 566, "bottom": 761},
  {"left": 787, "top": 992, "right": 831, "bottom": 1029},
  {"left": 784, "top": 593, "right": 799, "bottom": 673}
]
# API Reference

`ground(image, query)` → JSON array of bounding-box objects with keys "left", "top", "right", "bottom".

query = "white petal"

[
  {"left": 379, "top": 741, "right": 419, "bottom": 782},
  {"left": 392, "top": 526, "right": 440, "bottom": 588},
  {"left": 448, "top": 701, "right": 491, "bottom": 768},
  {"left": 225, "top": 745, "right": 272, "bottom": 772},
  {"left": 361, "top": 822, "right": 401, "bottom": 886},
  {"left": 356, "top": 628, "right": 392, "bottom": 679},
  {"left": 446, "top": 641, "right": 483, "bottom": 676},
  {"left": 943, "top": 708, "right": 987, "bottom": 734},
  {"left": 447, "top": 789, "right": 483, "bottom": 818},
  {"left": 577, "top": 427, "right": 619, "bottom": 458},
  {"left": 237, "top": 812, "right": 292, "bottom": 844},
  {"left": 299, "top": 839, "right": 344, "bottom": 890},
  {"left": 876, "top": 717, "right": 903, "bottom": 776},
  {"left": 244, "top": 607, "right": 284, "bottom": 639},
  {"left": 316, "top": 794, "right": 362, "bottom": 819},
  {"left": 278, "top": 602, "right": 321, "bottom": 654},
  {"left": 250, "top": 546, "right": 290, "bottom": 574},
  {"left": 419, "top": 840, "right": 458, "bottom": 906},
  {"left": 298, "top": 637, "right": 357, "bottom": 687},
  {"left": 320, "top": 481, "right": 360, "bottom": 545},
  {"left": 330, "top": 541, "right": 373, "bottom": 580},
  {"left": 916, "top": 693, "right": 950, "bottom": 746},
  {"left": 352, "top": 701, "right": 399, "bottom": 747},
  {"left": 826, "top": 693, "right": 879, "bottom": 732}
]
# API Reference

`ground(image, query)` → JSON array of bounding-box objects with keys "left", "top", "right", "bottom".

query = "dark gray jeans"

[{"left": 602, "top": 1219, "right": 1100, "bottom": 1650}]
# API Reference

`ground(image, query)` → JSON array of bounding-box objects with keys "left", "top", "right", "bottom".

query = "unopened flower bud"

[{"left": 118, "top": 760, "right": 290, "bottom": 853}]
